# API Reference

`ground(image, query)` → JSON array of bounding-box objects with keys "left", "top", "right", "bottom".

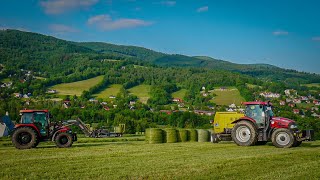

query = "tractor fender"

[
  {"left": 51, "top": 128, "right": 69, "bottom": 141},
  {"left": 231, "top": 117, "right": 256, "bottom": 125},
  {"left": 14, "top": 124, "right": 41, "bottom": 137}
]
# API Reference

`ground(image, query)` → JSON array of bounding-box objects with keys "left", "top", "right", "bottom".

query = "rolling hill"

[{"left": 1, "top": 29, "right": 320, "bottom": 84}]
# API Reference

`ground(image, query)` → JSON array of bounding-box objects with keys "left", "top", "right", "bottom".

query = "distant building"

[
  {"left": 47, "top": 89, "right": 57, "bottom": 94},
  {"left": 194, "top": 110, "right": 215, "bottom": 116},
  {"left": 172, "top": 98, "right": 183, "bottom": 103},
  {"left": 293, "top": 109, "right": 299, "bottom": 114}
]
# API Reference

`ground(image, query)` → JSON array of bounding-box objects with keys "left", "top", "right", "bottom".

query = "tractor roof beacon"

[
  {"left": 11, "top": 110, "right": 77, "bottom": 149},
  {"left": 212, "top": 101, "right": 314, "bottom": 148}
]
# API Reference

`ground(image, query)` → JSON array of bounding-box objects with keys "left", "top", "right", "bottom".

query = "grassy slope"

[
  {"left": 172, "top": 89, "right": 187, "bottom": 99},
  {"left": 302, "top": 83, "right": 320, "bottom": 88},
  {"left": 0, "top": 138, "right": 319, "bottom": 179},
  {"left": 211, "top": 87, "right": 245, "bottom": 106},
  {"left": 50, "top": 76, "right": 104, "bottom": 96},
  {"left": 93, "top": 84, "right": 122, "bottom": 99},
  {"left": 128, "top": 85, "right": 151, "bottom": 104}
]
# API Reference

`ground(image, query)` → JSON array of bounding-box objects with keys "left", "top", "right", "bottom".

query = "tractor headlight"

[{"left": 290, "top": 124, "right": 298, "bottom": 129}]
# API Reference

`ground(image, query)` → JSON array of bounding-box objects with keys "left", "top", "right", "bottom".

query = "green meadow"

[
  {"left": 93, "top": 84, "right": 122, "bottom": 99},
  {"left": 0, "top": 137, "right": 319, "bottom": 179},
  {"left": 128, "top": 85, "right": 151, "bottom": 104},
  {"left": 211, "top": 87, "right": 245, "bottom": 106},
  {"left": 50, "top": 76, "right": 104, "bottom": 96}
]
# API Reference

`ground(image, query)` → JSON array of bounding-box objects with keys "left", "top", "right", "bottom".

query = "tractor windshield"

[
  {"left": 21, "top": 113, "right": 33, "bottom": 124},
  {"left": 245, "top": 105, "right": 265, "bottom": 128}
]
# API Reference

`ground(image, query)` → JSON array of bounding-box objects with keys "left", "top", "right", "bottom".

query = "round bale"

[
  {"left": 188, "top": 129, "right": 198, "bottom": 142},
  {"left": 149, "top": 128, "right": 164, "bottom": 144},
  {"left": 197, "top": 129, "right": 210, "bottom": 142},
  {"left": 163, "top": 128, "right": 178, "bottom": 143},
  {"left": 177, "top": 129, "right": 188, "bottom": 142}
]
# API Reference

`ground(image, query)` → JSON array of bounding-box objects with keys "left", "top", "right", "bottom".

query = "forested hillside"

[{"left": 0, "top": 29, "right": 319, "bottom": 135}]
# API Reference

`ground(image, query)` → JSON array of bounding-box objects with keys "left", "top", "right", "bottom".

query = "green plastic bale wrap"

[
  {"left": 177, "top": 129, "right": 188, "bottom": 142},
  {"left": 188, "top": 129, "right": 198, "bottom": 142},
  {"left": 145, "top": 128, "right": 150, "bottom": 142},
  {"left": 197, "top": 129, "right": 210, "bottom": 142},
  {"left": 148, "top": 128, "right": 164, "bottom": 144},
  {"left": 163, "top": 128, "right": 178, "bottom": 143}
]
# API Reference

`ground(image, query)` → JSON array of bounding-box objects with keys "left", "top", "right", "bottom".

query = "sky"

[{"left": 0, "top": 0, "right": 320, "bottom": 73}]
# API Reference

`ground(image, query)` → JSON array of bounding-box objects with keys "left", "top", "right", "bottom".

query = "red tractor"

[
  {"left": 231, "top": 102, "right": 314, "bottom": 148},
  {"left": 11, "top": 110, "right": 77, "bottom": 149}
]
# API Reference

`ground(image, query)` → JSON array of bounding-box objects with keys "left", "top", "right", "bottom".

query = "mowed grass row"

[
  {"left": 128, "top": 85, "right": 151, "bottom": 104},
  {"left": 0, "top": 139, "right": 319, "bottom": 179},
  {"left": 211, "top": 87, "right": 245, "bottom": 106},
  {"left": 50, "top": 75, "right": 104, "bottom": 96}
]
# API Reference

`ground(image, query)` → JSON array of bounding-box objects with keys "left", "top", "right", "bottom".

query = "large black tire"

[
  {"left": 12, "top": 127, "right": 38, "bottom": 149},
  {"left": 271, "top": 128, "right": 295, "bottom": 148},
  {"left": 231, "top": 121, "right": 258, "bottom": 146},
  {"left": 55, "top": 132, "right": 73, "bottom": 148}
]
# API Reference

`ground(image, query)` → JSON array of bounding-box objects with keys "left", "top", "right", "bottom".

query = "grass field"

[
  {"left": 0, "top": 137, "right": 319, "bottom": 179},
  {"left": 246, "top": 83, "right": 262, "bottom": 89},
  {"left": 50, "top": 76, "right": 104, "bottom": 96},
  {"left": 172, "top": 89, "right": 187, "bottom": 99},
  {"left": 128, "top": 85, "right": 151, "bottom": 104},
  {"left": 0, "top": 78, "right": 11, "bottom": 83},
  {"left": 93, "top": 84, "right": 122, "bottom": 99},
  {"left": 302, "top": 83, "right": 320, "bottom": 88},
  {"left": 211, "top": 87, "right": 245, "bottom": 106}
]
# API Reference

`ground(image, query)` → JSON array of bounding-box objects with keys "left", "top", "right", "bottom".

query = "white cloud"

[
  {"left": 87, "top": 14, "right": 153, "bottom": 31},
  {"left": 273, "top": 30, "right": 289, "bottom": 36},
  {"left": 40, "top": 0, "right": 99, "bottom": 15},
  {"left": 312, "top": 37, "right": 320, "bottom": 41},
  {"left": 157, "top": 1, "right": 176, "bottom": 7},
  {"left": 197, "top": 6, "right": 208, "bottom": 13},
  {"left": 49, "top": 24, "right": 79, "bottom": 33}
]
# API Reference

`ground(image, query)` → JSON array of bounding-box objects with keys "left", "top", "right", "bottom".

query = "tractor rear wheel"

[
  {"left": 271, "top": 128, "right": 294, "bottom": 148},
  {"left": 12, "top": 127, "right": 38, "bottom": 149},
  {"left": 55, "top": 133, "right": 73, "bottom": 148},
  {"left": 231, "top": 121, "right": 257, "bottom": 146}
]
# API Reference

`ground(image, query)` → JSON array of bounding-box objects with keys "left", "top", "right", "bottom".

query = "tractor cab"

[
  {"left": 243, "top": 102, "right": 273, "bottom": 129},
  {"left": 20, "top": 110, "right": 50, "bottom": 137}
]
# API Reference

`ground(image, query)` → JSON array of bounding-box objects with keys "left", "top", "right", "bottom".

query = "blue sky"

[{"left": 0, "top": 0, "right": 320, "bottom": 73}]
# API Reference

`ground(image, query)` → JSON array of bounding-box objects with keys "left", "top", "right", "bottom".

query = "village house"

[
  {"left": 47, "top": 89, "right": 57, "bottom": 94},
  {"left": 293, "top": 99, "right": 301, "bottom": 104},
  {"left": 279, "top": 101, "right": 285, "bottom": 106},
  {"left": 172, "top": 98, "right": 183, "bottom": 103},
  {"left": 300, "top": 96, "right": 309, "bottom": 101},
  {"left": 130, "top": 101, "right": 136, "bottom": 105},
  {"left": 109, "top": 95, "right": 116, "bottom": 99},
  {"left": 293, "top": 109, "right": 299, "bottom": 114},
  {"left": 63, "top": 100, "right": 71, "bottom": 108},
  {"left": 89, "top": 98, "right": 98, "bottom": 103},
  {"left": 13, "top": 93, "right": 22, "bottom": 98},
  {"left": 229, "top": 103, "right": 236, "bottom": 109},
  {"left": 259, "top": 92, "right": 281, "bottom": 98},
  {"left": 194, "top": 110, "right": 215, "bottom": 116}
]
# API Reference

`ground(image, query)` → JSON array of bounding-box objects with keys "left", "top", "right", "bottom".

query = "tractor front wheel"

[
  {"left": 271, "top": 128, "right": 295, "bottom": 148},
  {"left": 55, "top": 133, "right": 73, "bottom": 148},
  {"left": 231, "top": 121, "right": 257, "bottom": 146},
  {"left": 12, "top": 127, "right": 38, "bottom": 149}
]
